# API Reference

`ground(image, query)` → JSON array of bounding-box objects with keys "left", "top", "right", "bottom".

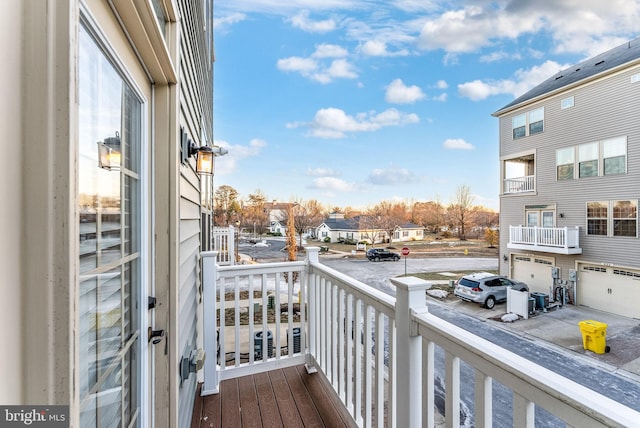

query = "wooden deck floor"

[{"left": 192, "top": 365, "right": 357, "bottom": 428}]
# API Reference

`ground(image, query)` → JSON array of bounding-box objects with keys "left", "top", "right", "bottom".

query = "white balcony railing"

[
  {"left": 508, "top": 225, "right": 582, "bottom": 254},
  {"left": 212, "top": 226, "right": 236, "bottom": 265},
  {"left": 504, "top": 175, "right": 535, "bottom": 194},
  {"left": 202, "top": 247, "right": 634, "bottom": 427}
]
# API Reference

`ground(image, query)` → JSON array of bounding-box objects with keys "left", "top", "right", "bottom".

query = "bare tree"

[
  {"left": 292, "top": 199, "right": 324, "bottom": 248},
  {"left": 413, "top": 199, "right": 444, "bottom": 234},
  {"left": 243, "top": 190, "right": 269, "bottom": 237},
  {"left": 286, "top": 205, "right": 297, "bottom": 262},
  {"left": 213, "top": 185, "right": 241, "bottom": 226},
  {"left": 449, "top": 185, "right": 474, "bottom": 240},
  {"left": 367, "top": 201, "right": 408, "bottom": 244}
]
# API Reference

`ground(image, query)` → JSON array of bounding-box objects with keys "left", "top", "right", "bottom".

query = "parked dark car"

[
  {"left": 454, "top": 272, "right": 529, "bottom": 309},
  {"left": 366, "top": 248, "right": 400, "bottom": 262}
]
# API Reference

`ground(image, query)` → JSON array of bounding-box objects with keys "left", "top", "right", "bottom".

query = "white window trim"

[{"left": 586, "top": 200, "right": 638, "bottom": 237}]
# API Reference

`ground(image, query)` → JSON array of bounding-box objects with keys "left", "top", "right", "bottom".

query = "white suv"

[{"left": 454, "top": 272, "right": 529, "bottom": 309}]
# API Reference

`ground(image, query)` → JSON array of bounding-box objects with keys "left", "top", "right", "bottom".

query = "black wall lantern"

[{"left": 181, "top": 127, "right": 214, "bottom": 175}]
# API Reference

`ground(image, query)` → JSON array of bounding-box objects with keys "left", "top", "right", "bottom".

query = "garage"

[
  {"left": 512, "top": 254, "right": 555, "bottom": 294},
  {"left": 577, "top": 263, "right": 640, "bottom": 319}
]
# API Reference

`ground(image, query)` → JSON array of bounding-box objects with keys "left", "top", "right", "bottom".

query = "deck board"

[
  {"left": 193, "top": 365, "right": 357, "bottom": 428},
  {"left": 237, "top": 375, "right": 262, "bottom": 428}
]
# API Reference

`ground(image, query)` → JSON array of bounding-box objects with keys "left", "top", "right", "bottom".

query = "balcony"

[
  {"left": 195, "top": 247, "right": 634, "bottom": 427},
  {"left": 508, "top": 225, "right": 582, "bottom": 254},
  {"left": 503, "top": 175, "right": 535, "bottom": 194}
]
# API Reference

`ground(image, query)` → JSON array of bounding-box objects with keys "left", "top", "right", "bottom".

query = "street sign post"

[{"left": 401, "top": 247, "right": 410, "bottom": 275}]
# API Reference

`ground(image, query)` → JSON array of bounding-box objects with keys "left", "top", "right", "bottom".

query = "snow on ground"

[
  {"left": 428, "top": 289, "right": 449, "bottom": 299},
  {"left": 501, "top": 313, "right": 519, "bottom": 323}
]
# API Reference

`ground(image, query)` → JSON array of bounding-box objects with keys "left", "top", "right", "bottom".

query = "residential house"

[
  {"left": 494, "top": 38, "right": 640, "bottom": 318},
  {"left": 2, "top": 1, "right": 216, "bottom": 427},
  {"left": 263, "top": 200, "right": 297, "bottom": 235},
  {"left": 393, "top": 223, "right": 424, "bottom": 242},
  {"left": 315, "top": 213, "right": 423, "bottom": 244}
]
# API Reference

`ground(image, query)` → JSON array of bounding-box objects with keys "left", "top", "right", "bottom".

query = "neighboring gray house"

[{"left": 494, "top": 38, "right": 640, "bottom": 319}]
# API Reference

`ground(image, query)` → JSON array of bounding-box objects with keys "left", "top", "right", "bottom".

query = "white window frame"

[
  {"left": 511, "top": 107, "right": 544, "bottom": 140},
  {"left": 561, "top": 96, "right": 574, "bottom": 109},
  {"left": 556, "top": 136, "right": 627, "bottom": 181},
  {"left": 586, "top": 200, "right": 638, "bottom": 237}
]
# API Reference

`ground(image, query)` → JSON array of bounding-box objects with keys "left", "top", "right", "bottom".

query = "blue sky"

[{"left": 212, "top": 1, "right": 639, "bottom": 211}]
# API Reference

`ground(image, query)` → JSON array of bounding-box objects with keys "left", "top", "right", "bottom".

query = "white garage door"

[
  {"left": 512, "top": 255, "right": 555, "bottom": 294},
  {"left": 578, "top": 264, "right": 640, "bottom": 319}
]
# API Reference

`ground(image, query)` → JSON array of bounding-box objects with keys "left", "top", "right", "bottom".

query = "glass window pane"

[
  {"left": 556, "top": 147, "right": 574, "bottom": 165},
  {"left": 613, "top": 200, "right": 637, "bottom": 218},
  {"left": 578, "top": 143, "right": 598, "bottom": 161},
  {"left": 529, "top": 120, "right": 543, "bottom": 135},
  {"left": 579, "top": 160, "right": 598, "bottom": 177},
  {"left": 542, "top": 212, "right": 554, "bottom": 227},
  {"left": 526, "top": 212, "right": 539, "bottom": 227},
  {"left": 557, "top": 164, "right": 574, "bottom": 180},
  {"left": 529, "top": 107, "right": 544, "bottom": 123},
  {"left": 602, "top": 137, "right": 626, "bottom": 157},
  {"left": 587, "top": 201, "right": 608, "bottom": 218},
  {"left": 614, "top": 220, "right": 637, "bottom": 236},
  {"left": 604, "top": 156, "right": 625, "bottom": 175},
  {"left": 561, "top": 96, "right": 574, "bottom": 109},
  {"left": 588, "top": 219, "right": 607, "bottom": 235},
  {"left": 512, "top": 113, "right": 526, "bottom": 128},
  {"left": 79, "top": 24, "right": 142, "bottom": 428}
]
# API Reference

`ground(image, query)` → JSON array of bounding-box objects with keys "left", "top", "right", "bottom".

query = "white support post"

[
  {"left": 305, "top": 247, "right": 320, "bottom": 373},
  {"left": 201, "top": 251, "right": 219, "bottom": 395},
  {"left": 390, "top": 276, "right": 430, "bottom": 428}
]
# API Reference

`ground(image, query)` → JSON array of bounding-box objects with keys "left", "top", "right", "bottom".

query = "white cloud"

[
  {"left": 435, "top": 80, "right": 448, "bottom": 89},
  {"left": 308, "top": 177, "right": 360, "bottom": 192},
  {"left": 385, "top": 79, "right": 426, "bottom": 104},
  {"left": 326, "top": 59, "right": 358, "bottom": 79},
  {"left": 307, "top": 167, "right": 340, "bottom": 177},
  {"left": 287, "top": 107, "right": 419, "bottom": 138},
  {"left": 416, "top": 1, "right": 639, "bottom": 58},
  {"left": 367, "top": 167, "right": 419, "bottom": 185},
  {"left": 458, "top": 60, "right": 568, "bottom": 101},
  {"left": 213, "top": 13, "right": 246, "bottom": 33},
  {"left": 277, "top": 56, "right": 318, "bottom": 73},
  {"left": 277, "top": 54, "right": 356, "bottom": 84},
  {"left": 359, "top": 40, "right": 410, "bottom": 57},
  {"left": 289, "top": 10, "right": 337, "bottom": 33},
  {"left": 479, "top": 51, "right": 519, "bottom": 63},
  {"left": 432, "top": 93, "right": 447, "bottom": 102},
  {"left": 312, "top": 43, "right": 348, "bottom": 58},
  {"left": 212, "top": 139, "right": 267, "bottom": 175},
  {"left": 442, "top": 138, "right": 475, "bottom": 150}
]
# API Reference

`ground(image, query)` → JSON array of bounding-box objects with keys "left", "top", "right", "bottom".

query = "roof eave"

[{"left": 492, "top": 58, "right": 640, "bottom": 117}]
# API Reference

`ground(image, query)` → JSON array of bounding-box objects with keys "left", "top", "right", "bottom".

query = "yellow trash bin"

[{"left": 578, "top": 320, "right": 610, "bottom": 354}]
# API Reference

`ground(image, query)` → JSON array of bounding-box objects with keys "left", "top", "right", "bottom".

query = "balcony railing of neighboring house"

[
  {"left": 201, "top": 248, "right": 635, "bottom": 427},
  {"left": 212, "top": 226, "right": 236, "bottom": 265},
  {"left": 503, "top": 175, "right": 535, "bottom": 194},
  {"left": 508, "top": 225, "right": 582, "bottom": 255}
]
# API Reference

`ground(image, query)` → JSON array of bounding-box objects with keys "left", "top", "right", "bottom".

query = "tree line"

[{"left": 213, "top": 184, "right": 499, "bottom": 243}]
